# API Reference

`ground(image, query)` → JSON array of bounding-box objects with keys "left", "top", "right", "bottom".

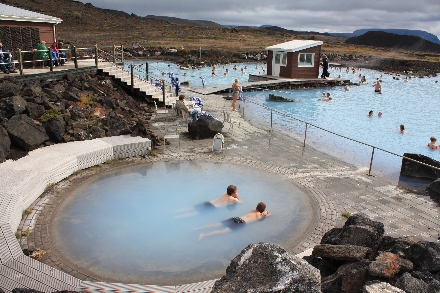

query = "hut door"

[{"left": 272, "top": 52, "right": 281, "bottom": 76}]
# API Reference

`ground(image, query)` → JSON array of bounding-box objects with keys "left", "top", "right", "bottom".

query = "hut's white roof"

[
  {"left": 266, "top": 40, "right": 323, "bottom": 52},
  {"left": 0, "top": 3, "right": 62, "bottom": 24}
]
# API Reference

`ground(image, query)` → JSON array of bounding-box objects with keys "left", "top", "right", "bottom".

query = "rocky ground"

[{"left": 0, "top": 72, "right": 161, "bottom": 162}]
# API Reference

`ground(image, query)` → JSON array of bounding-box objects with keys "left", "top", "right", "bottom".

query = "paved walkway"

[{"left": 19, "top": 86, "right": 440, "bottom": 291}]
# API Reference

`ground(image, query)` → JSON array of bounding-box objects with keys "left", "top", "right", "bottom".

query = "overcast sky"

[{"left": 80, "top": 0, "right": 440, "bottom": 37}]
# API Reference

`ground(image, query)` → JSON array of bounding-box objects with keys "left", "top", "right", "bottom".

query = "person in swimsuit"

[
  {"left": 231, "top": 78, "right": 240, "bottom": 111},
  {"left": 400, "top": 124, "right": 407, "bottom": 134},
  {"left": 173, "top": 185, "right": 241, "bottom": 218},
  {"left": 374, "top": 80, "right": 382, "bottom": 94},
  {"left": 428, "top": 137, "right": 439, "bottom": 150},
  {"left": 197, "top": 202, "right": 271, "bottom": 240}
]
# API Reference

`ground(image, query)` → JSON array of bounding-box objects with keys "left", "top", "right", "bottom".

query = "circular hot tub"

[{"left": 51, "top": 160, "right": 316, "bottom": 285}]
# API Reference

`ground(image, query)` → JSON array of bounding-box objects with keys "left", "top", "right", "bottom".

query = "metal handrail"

[{"left": 245, "top": 99, "right": 440, "bottom": 176}]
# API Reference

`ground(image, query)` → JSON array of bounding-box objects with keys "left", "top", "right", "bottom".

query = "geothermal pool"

[{"left": 52, "top": 161, "right": 314, "bottom": 285}]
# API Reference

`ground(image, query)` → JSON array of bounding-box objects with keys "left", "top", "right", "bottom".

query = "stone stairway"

[{"left": 98, "top": 62, "right": 175, "bottom": 105}]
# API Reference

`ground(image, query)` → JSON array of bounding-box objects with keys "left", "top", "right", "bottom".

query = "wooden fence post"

[
  {"left": 94, "top": 45, "right": 98, "bottom": 66},
  {"left": 18, "top": 49, "right": 23, "bottom": 75},
  {"left": 49, "top": 48, "right": 53, "bottom": 72},
  {"left": 73, "top": 46, "right": 78, "bottom": 69}
]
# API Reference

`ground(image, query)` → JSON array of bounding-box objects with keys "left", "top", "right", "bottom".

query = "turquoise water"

[
  {"left": 126, "top": 59, "right": 440, "bottom": 179},
  {"left": 53, "top": 161, "right": 313, "bottom": 285}
]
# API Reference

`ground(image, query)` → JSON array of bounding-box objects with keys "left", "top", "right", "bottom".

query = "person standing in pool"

[
  {"left": 231, "top": 78, "right": 240, "bottom": 112},
  {"left": 374, "top": 80, "right": 382, "bottom": 94},
  {"left": 173, "top": 185, "right": 241, "bottom": 218},
  {"left": 197, "top": 202, "right": 271, "bottom": 240}
]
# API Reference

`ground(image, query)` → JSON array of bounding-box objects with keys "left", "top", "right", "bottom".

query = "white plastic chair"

[
  {"left": 212, "top": 133, "right": 224, "bottom": 152},
  {"left": 223, "top": 111, "right": 240, "bottom": 129},
  {"left": 154, "top": 101, "right": 168, "bottom": 119}
]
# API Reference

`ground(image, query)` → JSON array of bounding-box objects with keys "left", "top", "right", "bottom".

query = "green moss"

[
  {"left": 80, "top": 94, "right": 95, "bottom": 106},
  {"left": 341, "top": 212, "right": 351, "bottom": 219},
  {"left": 40, "top": 109, "right": 62, "bottom": 122}
]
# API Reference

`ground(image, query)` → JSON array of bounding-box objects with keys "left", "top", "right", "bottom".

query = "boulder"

[
  {"left": 377, "top": 236, "right": 421, "bottom": 258},
  {"left": 26, "top": 102, "right": 45, "bottom": 120},
  {"left": 321, "top": 260, "right": 370, "bottom": 293},
  {"left": 362, "top": 281, "right": 405, "bottom": 293},
  {"left": 68, "top": 105, "right": 92, "bottom": 120},
  {"left": 400, "top": 153, "right": 440, "bottom": 180},
  {"left": 427, "top": 279, "right": 440, "bottom": 293},
  {"left": 0, "top": 81, "right": 22, "bottom": 98},
  {"left": 321, "top": 214, "right": 384, "bottom": 253},
  {"left": 21, "top": 84, "right": 43, "bottom": 98},
  {"left": 102, "top": 113, "right": 131, "bottom": 136},
  {"left": 269, "top": 93, "right": 297, "bottom": 102},
  {"left": 6, "top": 114, "right": 48, "bottom": 151},
  {"left": 394, "top": 272, "right": 428, "bottom": 293},
  {"left": 312, "top": 244, "right": 371, "bottom": 261},
  {"left": 409, "top": 241, "right": 440, "bottom": 272},
  {"left": 63, "top": 72, "right": 76, "bottom": 82},
  {"left": 368, "top": 252, "right": 413, "bottom": 278},
  {"left": 427, "top": 179, "right": 440, "bottom": 200},
  {"left": 303, "top": 255, "right": 345, "bottom": 279},
  {"left": 90, "top": 126, "right": 105, "bottom": 138},
  {"left": 211, "top": 243, "right": 321, "bottom": 293},
  {"left": 188, "top": 116, "right": 223, "bottom": 140},
  {"left": 5, "top": 96, "right": 27, "bottom": 118},
  {"left": 44, "top": 116, "right": 66, "bottom": 142},
  {"left": 0, "top": 125, "right": 10, "bottom": 162},
  {"left": 62, "top": 90, "right": 80, "bottom": 102}
]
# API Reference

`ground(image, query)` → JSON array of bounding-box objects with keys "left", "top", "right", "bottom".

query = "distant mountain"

[
  {"left": 331, "top": 29, "right": 440, "bottom": 45},
  {"left": 143, "top": 15, "right": 223, "bottom": 28},
  {"left": 345, "top": 31, "right": 440, "bottom": 52}
]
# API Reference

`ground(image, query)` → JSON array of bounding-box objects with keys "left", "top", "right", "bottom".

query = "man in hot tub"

[
  {"left": 197, "top": 202, "right": 271, "bottom": 240},
  {"left": 173, "top": 185, "right": 241, "bottom": 218}
]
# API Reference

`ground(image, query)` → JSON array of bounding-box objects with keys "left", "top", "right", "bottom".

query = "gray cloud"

[{"left": 81, "top": 0, "right": 440, "bottom": 36}]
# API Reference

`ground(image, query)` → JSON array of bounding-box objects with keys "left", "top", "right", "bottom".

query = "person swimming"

[
  {"left": 400, "top": 124, "right": 407, "bottom": 134},
  {"left": 197, "top": 202, "right": 271, "bottom": 240},
  {"left": 428, "top": 137, "right": 439, "bottom": 150}
]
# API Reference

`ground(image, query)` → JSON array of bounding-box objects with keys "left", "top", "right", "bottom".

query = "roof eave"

[
  {"left": 0, "top": 15, "right": 62, "bottom": 24},
  {"left": 266, "top": 41, "right": 323, "bottom": 52}
]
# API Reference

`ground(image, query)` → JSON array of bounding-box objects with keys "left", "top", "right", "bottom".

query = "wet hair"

[
  {"left": 368, "top": 110, "right": 373, "bottom": 115},
  {"left": 256, "top": 202, "right": 266, "bottom": 213},
  {"left": 226, "top": 185, "right": 237, "bottom": 195},
  {"left": 178, "top": 95, "right": 185, "bottom": 101},
  {"left": 400, "top": 124, "right": 405, "bottom": 130},
  {"left": 431, "top": 137, "right": 437, "bottom": 142}
]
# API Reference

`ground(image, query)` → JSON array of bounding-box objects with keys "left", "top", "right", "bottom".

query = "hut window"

[
  {"left": 281, "top": 53, "right": 287, "bottom": 65},
  {"left": 275, "top": 53, "right": 281, "bottom": 64},
  {"left": 298, "top": 53, "right": 314, "bottom": 67}
]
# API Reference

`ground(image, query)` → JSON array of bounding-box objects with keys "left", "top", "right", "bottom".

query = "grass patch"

[
  {"left": 73, "top": 169, "right": 83, "bottom": 176},
  {"left": 15, "top": 232, "right": 21, "bottom": 239},
  {"left": 341, "top": 211, "right": 351, "bottom": 219},
  {"left": 105, "top": 157, "right": 123, "bottom": 164},
  {"left": 22, "top": 209, "right": 32, "bottom": 217},
  {"left": 40, "top": 109, "right": 62, "bottom": 122},
  {"left": 149, "top": 149, "right": 158, "bottom": 157},
  {"left": 80, "top": 94, "right": 95, "bottom": 106},
  {"left": 21, "top": 230, "right": 30, "bottom": 237},
  {"left": 44, "top": 183, "right": 56, "bottom": 193}
]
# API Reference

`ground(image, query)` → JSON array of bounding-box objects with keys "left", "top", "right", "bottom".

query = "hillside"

[
  {"left": 346, "top": 31, "right": 440, "bottom": 53},
  {"left": 333, "top": 29, "right": 440, "bottom": 45}
]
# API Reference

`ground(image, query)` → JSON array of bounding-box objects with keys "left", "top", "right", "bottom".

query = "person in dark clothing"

[{"left": 321, "top": 55, "right": 329, "bottom": 79}]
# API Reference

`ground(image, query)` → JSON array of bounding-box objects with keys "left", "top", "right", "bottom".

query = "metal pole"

[
  {"left": 73, "top": 46, "right": 78, "bottom": 69},
  {"left": 270, "top": 109, "right": 273, "bottom": 130},
  {"left": 243, "top": 100, "right": 245, "bottom": 119},
  {"left": 121, "top": 45, "right": 124, "bottom": 62},
  {"left": 368, "top": 147, "right": 375, "bottom": 176},
  {"left": 146, "top": 62, "right": 149, "bottom": 81},
  {"left": 18, "top": 49, "right": 23, "bottom": 75},
  {"left": 49, "top": 48, "right": 53, "bottom": 72},
  {"left": 131, "top": 64, "right": 134, "bottom": 91},
  {"left": 162, "top": 80, "right": 166, "bottom": 104},
  {"left": 303, "top": 123, "right": 308, "bottom": 147},
  {"left": 94, "top": 45, "right": 98, "bottom": 66},
  {"left": 112, "top": 45, "right": 116, "bottom": 63}
]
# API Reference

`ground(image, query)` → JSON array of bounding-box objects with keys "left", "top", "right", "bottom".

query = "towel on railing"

[
  {"left": 238, "top": 90, "right": 245, "bottom": 101},
  {"left": 200, "top": 113, "right": 217, "bottom": 120},
  {"left": 191, "top": 96, "right": 204, "bottom": 107}
]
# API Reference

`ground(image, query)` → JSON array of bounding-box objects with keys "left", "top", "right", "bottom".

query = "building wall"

[
  {"left": 267, "top": 50, "right": 273, "bottom": 75},
  {"left": 0, "top": 21, "right": 57, "bottom": 50},
  {"left": 279, "top": 46, "right": 321, "bottom": 79}
]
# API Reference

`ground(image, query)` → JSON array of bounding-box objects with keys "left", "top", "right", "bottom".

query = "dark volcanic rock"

[
  {"left": 409, "top": 241, "right": 440, "bottom": 272},
  {"left": 321, "top": 214, "right": 384, "bottom": 253},
  {"left": 321, "top": 260, "right": 370, "bottom": 293},
  {"left": 211, "top": 243, "right": 321, "bottom": 293},
  {"left": 68, "top": 105, "right": 91, "bottom": 120},
  {"left": 0, "top": 125, "right": 11, "bottom": 162},
  {"left": 5, "top": 96, "right": 27, "bottom": 118},
  {"left": 103, "top": 113, "right": 131, "bottom": 136},
  {"left": 21, "top": 84, "right": 43, "bottom": 98},
  {"left": 368, "top": 251, "right": 413, "bottom": 278},
  {"left": 6, "top": 114, "right": 48, "bottom": 151},
  {"left": 0, "top": 81, "right": 22, "bottom": 98},
  {"left": 62, "top": 90, "right": 80, "bottom": 102},
  {"left": 312, "top": 244, "right": 371, "bottom": 261},
  {"left": 44, "top": 116, "right": 66, "bottom": 142},
  {"left": 394, "top": 272, "right": 428, "bottom": 293},
  {"left": 26, "top": 102, "right": 45, "bottom": 120},
  {"left": 303, "top": 255, "right": 345, "bottom": 279},
  {"left": 428, "top": 279, "right": 440, "bottom": 293},
  {"left": 90, "top": 126, "right": 105, "bottom": 138},
  {"left": 427, "top": 179, "right": 440, "bottom": 200},
  {"left": 377, "top": 236, "right": 421, "bottom": 258},
  {"left": 400, "top": 153, "right": 440, "bottom": 180},
  {"left": 188, "top": 116, "right": 223, "bottom": 139}
]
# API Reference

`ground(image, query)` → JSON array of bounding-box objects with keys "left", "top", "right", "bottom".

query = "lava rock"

[
  {"left": 6, "top": 114, "right": 48, "bottom": 151},
  {"left": 0, "top": 125, "right": 11, "bottom": 162},
  {"left": 44, "top": 116, "right": 66, "bottom": 142},
  {"left": 377, "top": 236, "right": 421, "bottom": 259},
  {"left": 0, "top": 81, "right": 22, "bottom": 98},
  {"left": 368, "top": 252, "right": 413, "bottom": 278},
  {"left": 362, "top": 281, "right": 405, "bottom": 293},
  {"left": 394, "top": 272, "right": 428, "bottom": 293},
  {"left": 313, "top": 244, "right": 371, "bottom": 261},
  {"left": 5, "top": 96, "right": 27, "bottom": 118},
  {"left": 188, "top": 116, "right": 223, "bottom": 139},
  {"left": 401, "top": 153, "right": 440, "bottom": 180},
  {"left": 211, "top": 243, "right": 321, "bottom": 293},
  {"left": 409, "top": 241, "right": 440, "bottom": 272},
  {"left": 322, "top": 259, "right": 370, "bottom": 293},
  {"left": 26, "top": 102, "right": 45, "bottom": 120}
]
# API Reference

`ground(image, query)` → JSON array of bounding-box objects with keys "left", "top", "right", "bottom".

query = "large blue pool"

[
  {"left": 52, "top": 161, "right": 313, "bottom": 285},
  {"left": 127, "top": 60, "right": 440, "bottom": 179}
]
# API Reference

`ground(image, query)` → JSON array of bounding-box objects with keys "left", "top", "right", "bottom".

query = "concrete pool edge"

[{"left": 30, "top": 156, "right": 323, "bottom": 285}]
